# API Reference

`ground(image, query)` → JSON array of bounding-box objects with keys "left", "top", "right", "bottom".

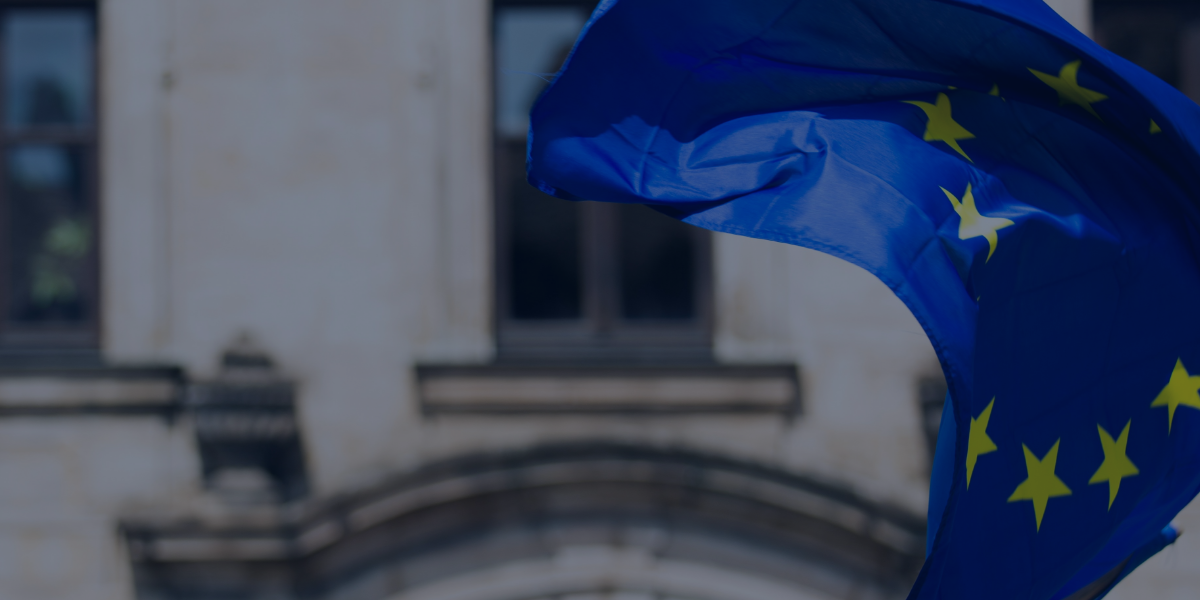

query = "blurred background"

[{"left": 0, "top": 0, "right": 1195, "bottom": 599}]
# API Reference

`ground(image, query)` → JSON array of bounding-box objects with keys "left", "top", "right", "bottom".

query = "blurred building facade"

[{"left": 0, "top": 1, "right": 1193, "bottom": 599}]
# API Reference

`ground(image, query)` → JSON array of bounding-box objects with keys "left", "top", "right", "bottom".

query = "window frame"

[
  {"left": 491, "top": 0, "right": 713, "bottom": 362},
  {"left": 0, "top": 0, "right": 100, "bottom": 353}
]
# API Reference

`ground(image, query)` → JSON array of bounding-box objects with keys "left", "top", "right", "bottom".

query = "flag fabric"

[{"left": 526, "top": 0, "right": 1200, "bottom": 598}]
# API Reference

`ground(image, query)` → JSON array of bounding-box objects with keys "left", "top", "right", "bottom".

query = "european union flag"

[{"left": 527, "top": 0, "right": 1200, "bottom": 598}]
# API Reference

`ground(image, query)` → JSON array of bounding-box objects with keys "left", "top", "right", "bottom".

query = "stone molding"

[
  {"left": 0, "top": 364, "right": 183, "bottom": 417},
  {"left": 122, "top": 443, "right": 924, "bottom": 600},
  {"left": 416, "top": 363, "right": 801, "bottom": 415}
]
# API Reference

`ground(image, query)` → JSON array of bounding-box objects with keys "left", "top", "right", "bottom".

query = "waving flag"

[{"left": 527, "top": 0, "right": 1200, "bottom": 598}]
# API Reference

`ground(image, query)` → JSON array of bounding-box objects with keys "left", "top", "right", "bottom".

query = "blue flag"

[{"left": 527, "top": 0, "right": 1200, "bottom": 598}]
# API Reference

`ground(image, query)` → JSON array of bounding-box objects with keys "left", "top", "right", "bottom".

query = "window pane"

[
  {"left": 509, "top": 156, "right": 582, "bottom": 320},
  {"left": 5, "top": 10, "right": 93, "bottom": 129},
  {"left": 619, "top": 205, "right": 696, "bottom": 320},
  {"left": 494, "top": 6, "right": 588, "bottom": 139},
  {"left": 7, "top": 144, "right": 93, "bottom": 325},
  {"left": 497, "top": 5, "right": 591, "bottom": 321}
]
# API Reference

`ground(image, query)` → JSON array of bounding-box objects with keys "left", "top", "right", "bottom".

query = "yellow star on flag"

[
  {"left": 966, "top": 397, "right": 998, "bottom": 488},
  {"left": 940, "top": 183, "right": 1014, "bottom": 261},
  {"left": 1008, "top": 439, "right": 1072, "bottom": 531},
  {"left": 1150, "top": 119, "right": 1163, "bottom": 134},
  {"left": 904, "top": 93, "right": 976, "bottom": 162},
  {"left": 1028, "top": 60, "right": 1108, "bottom": 120},
  {"left": 1088, "top": 421, "right": 1139, "bottom": 510},
  {"left": 1151, "top": 358, "right": 1200, "bottom": 433}
]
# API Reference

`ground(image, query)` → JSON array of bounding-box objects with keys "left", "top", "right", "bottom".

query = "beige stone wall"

[
  {"left": 0, "top": 416, "right": 197, "bottom": 600},
  {"left": 103, "top": 0, "right": 495, "bottom": 496}
]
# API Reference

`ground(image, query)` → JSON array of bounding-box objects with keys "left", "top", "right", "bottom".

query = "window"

[
  {"left": 0, "top": 3, "right": 97, "bottom": 352},
  {"left": 493, "top": 0, "right": 712, "bottom": 363},
  {"left": 1095, "top": 0, "right": 1200, "bottom": 102}
]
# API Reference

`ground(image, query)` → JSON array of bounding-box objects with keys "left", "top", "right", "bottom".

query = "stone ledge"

[
  {"left": 415, "top": 363, "right": 800, "bottom": 414},
  {"left": 0, "top": 365, "right": 183, "bottom": 417}
]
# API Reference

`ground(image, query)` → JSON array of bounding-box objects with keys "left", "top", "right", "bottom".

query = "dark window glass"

[
  {"left": 493, "top": 1, "right": 712, "bottom": 360},
  {"left": 7, "top": 144, "right": 92, "bottom": 324},
  {"left": 0, "top": 5, "right": 97, "bottom": 350},
  {"left": 1095, "top": 1, "right": 1200, "bottom": 102},
  {"left": 619, "top": 204, "right": 695, "bottom": 320},
  {"left": 510, "top": 186, "right": 581, "bottom": 319}
]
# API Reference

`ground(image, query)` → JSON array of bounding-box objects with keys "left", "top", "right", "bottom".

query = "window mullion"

[{"left": 583, "top": 201, "right": 617, "bottom": 337}]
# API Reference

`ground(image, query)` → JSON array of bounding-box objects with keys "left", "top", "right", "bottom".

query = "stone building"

[{"left": 0, "top": 0, "right": 1193, "bottom": 599}]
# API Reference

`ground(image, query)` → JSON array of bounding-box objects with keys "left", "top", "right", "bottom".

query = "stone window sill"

[{"left": 415, "top": 363, "right": 800, "bottom": 415}]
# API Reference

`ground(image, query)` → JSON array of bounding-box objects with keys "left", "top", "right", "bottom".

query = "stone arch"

[{"left": 125, "top": 443, "right": 924, "bottom": 600}]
